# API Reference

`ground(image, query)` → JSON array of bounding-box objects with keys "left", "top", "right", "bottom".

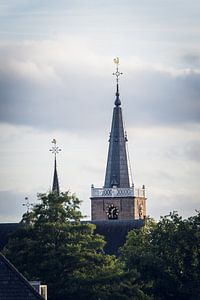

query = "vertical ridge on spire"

[
  {"left": 50, "top": 139, "right": 61, "bottom": 195},
  {"left": 104, "top": 58, "right": 132, "bottom": 188}
]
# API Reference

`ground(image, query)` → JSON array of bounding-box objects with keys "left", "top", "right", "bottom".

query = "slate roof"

[
  {"left": 104, "top": 83, "right": 132, "bottom": 188},
  {"left": 0, "top": 220, "right": 143, "bottom": 255},
  {"left": 92, "top": 220, "right": 143, "bottom": 255},
  {"left": 0, "top": 252, "right": 44, "bottom": 300}
]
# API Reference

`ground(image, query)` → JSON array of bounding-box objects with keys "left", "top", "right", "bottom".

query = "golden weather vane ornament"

[
  {"left": 113, "top": 57, "right": 119, "bottom": 64},
  {"left": 113, "top": 57, "right": 123, "bottom": 84}
]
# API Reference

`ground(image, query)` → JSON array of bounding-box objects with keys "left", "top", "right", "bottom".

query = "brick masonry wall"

[
  {"left": 91, "top": 196, "right": 146, "bottom": 220},
  {"left": 133, "top": 197, "right": 147, "bottom": 220}
]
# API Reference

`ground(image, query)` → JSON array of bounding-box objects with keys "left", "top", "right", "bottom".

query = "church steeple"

[
  {"left": 91, "top": 58, "right": 146, "bottom": 221},
  {"left": 50, "top": 139, "right": 61, "bottom": 195},
  {"left": 104, "top": 58, "right": 132, "bottom": 188}
]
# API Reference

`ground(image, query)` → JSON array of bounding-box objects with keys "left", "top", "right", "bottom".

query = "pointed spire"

[
  {"left": 49, "top": 139, "right": 61, "bottom": 195},
  {"left": 52, "top": 157, "right": 59, "bottom": 194},
  {"left": 104, "top": 58, "right": 132, "bottom": 188}
]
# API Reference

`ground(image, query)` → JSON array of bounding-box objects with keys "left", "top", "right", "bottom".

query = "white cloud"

[{"left": 0, "top": 36, "right": 200, "bottom": 134}]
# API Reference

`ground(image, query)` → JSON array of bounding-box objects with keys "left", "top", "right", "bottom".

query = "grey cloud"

[
  {"left": 182, "top": 54, "right": 200, "bottom": 67},
  {"left": 149, "top": 191, "right": 199, "bottom": 220},
  {"left": 183, "top": 142, "right": 200, "bottom": 162},
  {"left": 165, "top": 141, "right": 200, "bottom": 162},
  {"left": 0, "top": 43, "right": 200, "bottom": 133},
  {"left": 124, "top": 69, "right": 200, "bottom": 127}
]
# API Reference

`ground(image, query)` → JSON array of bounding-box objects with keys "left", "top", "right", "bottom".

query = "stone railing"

[{"left": 91, "top": 186, "right": 145, "bottom": 198}]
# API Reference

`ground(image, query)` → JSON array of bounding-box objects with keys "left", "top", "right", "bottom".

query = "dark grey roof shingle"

[
  {"left": 91, "top": 220, "right": 143, "bottom": 255},
  {"left": 0, "top": 253, "right": 44, "bottom": 300}
]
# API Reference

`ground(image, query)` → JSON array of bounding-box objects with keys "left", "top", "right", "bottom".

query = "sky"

[{"left": 0, "top": 0, "right": 199, "bottom": 222}]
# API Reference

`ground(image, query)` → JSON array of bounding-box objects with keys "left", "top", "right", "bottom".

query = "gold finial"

[
  {"left": 113, "top": 57, "right": 123, "bottom": 84},
  {"left": 113, "top": 57, "right": 119, "bottom": 65}
]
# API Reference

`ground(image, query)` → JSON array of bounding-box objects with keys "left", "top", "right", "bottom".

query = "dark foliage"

[
  {"left": 4, "top": 192, "right": 148, "bottom": 300},
  {"left": 120, "top": 211, "right": 200, "bottom": 300}
]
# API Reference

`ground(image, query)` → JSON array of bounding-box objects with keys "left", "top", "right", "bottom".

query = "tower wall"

[
  {"left": 133, "top": 196, "right": 147, "bottom": 220},
  {"left": 91, "top": 196, "right": 146, "bottom": 221}
]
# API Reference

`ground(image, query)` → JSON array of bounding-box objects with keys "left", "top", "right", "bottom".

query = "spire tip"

[{"left": 113, "top": 58, "right": 122, "bottom": 106}]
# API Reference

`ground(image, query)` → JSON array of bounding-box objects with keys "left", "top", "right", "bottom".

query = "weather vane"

[
  {"left": 22, "top": 197, "right": 33, "bottom": 213},
  {"left": 113, "top": 57, "right": 123, "bottom": 84},
  {"left": 49, "top": 139, "right": 61, "bottom": 158}
]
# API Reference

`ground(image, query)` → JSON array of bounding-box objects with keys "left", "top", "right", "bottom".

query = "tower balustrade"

[{"left": 91, "top": 186, "right": 145, "bottom": 198}]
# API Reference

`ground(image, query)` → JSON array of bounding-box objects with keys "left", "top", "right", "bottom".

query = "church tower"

[{"left": 91, "top": 58, "right": 146, "bottom": 221}]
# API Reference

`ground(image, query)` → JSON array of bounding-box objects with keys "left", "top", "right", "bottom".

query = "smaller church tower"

[
  {"left": 91, "top": 58, "right": 146, "bottom": 221},
  {"left": 50, "top": 139, "right": 61, "bottom": 195}
]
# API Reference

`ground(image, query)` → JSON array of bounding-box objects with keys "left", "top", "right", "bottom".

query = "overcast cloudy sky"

[{"left": 0, "top": 0, "right": 199, "bottom": 222}]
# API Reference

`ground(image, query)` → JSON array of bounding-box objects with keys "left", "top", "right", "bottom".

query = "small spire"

[
  {"left": 49, "top": 139, "right": 61, "bottom": 195},
  {"left": 113, "top": 57, "right": 123, "bottom": 106}
]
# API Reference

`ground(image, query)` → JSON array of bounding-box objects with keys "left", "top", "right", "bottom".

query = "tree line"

[{"left": 3, "top": 192, "right": 200, "bottom": 300}]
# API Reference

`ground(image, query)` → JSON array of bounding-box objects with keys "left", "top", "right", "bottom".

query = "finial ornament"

[
  {"left": 113, "top": 57, "right": 119, "bottom": 64},
  {"left": 113, "top": 57, "right": 122, "bottom": 106},
  {"left": 49, "top": 139, "right": 61, "bottom": 158},
  {"left": 113, "top": 57, "right": 123, "bottom": 84}
]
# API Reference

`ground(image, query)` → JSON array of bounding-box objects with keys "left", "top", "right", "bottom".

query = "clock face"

[{"left": 106, "top": 204, "right": 119, "bottom": 220}]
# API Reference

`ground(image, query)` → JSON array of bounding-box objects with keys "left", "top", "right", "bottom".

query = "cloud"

[
  {"left": 0, "top": 37, "right": 112, "bottom": 132},
  {"left": 124, "top": 67, "right": 200, "bottom": 126},
  {"left": 184, "top": 142, "right": 200, "bottom": 162},
  {"left": 0, "top": 37, "right": 199, "bottom": 134},
  {"left": 182, "top": 53, "right": 200, "bottom": 68},
  {"left": 149, "top": 191, "right": 199, "bottom": 220},
  {"left": 164, "top": 135, "right": 200, "bottom": 163}
]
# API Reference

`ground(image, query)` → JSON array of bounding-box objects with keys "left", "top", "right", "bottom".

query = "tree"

[
  {"left": 4, "top": 191, "right": 149, "bottom": 300},
  {"left": 120, "top": 212, "right": 200, "bottom": 300}
]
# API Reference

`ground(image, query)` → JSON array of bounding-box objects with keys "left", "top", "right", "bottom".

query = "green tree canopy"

[
  {"left": 120, "top": 211, "right": 200, "bottom": 300},
  {"left": 4, "top": 191, "right": 148, "bottom": 300}
]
